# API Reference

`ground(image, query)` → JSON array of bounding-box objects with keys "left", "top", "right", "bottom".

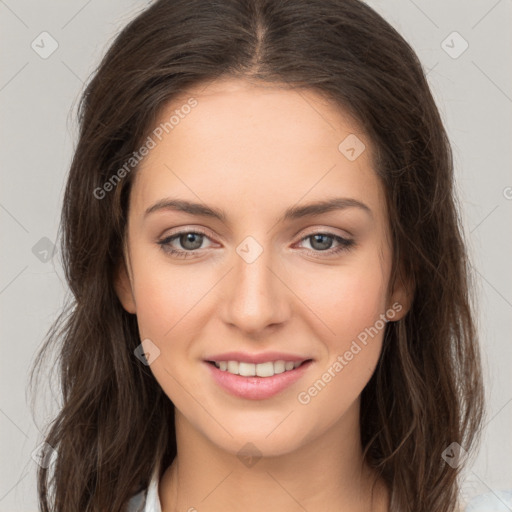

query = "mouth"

[{"left": 204, "top": 358, "right": 314, "bottom": 400}]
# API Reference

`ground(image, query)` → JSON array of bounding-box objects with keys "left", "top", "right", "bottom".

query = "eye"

[
  {"left": 157, "top": 229, "right": 355, "bottom": 259},
  {"left": 157, "top": 229, "right": 213, "bottom": 259},
  {"left": 296, "top": 232, "right": 355, "bottom": 257}
]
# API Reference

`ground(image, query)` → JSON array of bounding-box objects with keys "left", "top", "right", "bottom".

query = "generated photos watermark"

[
  {"left": 93, "top": 97, "right": 198, "bottom": 200},
  {"left": 297, "top": 301, "right": 402, "bottom": 405}
]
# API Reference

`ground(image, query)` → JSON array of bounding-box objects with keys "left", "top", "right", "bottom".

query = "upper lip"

[{"left": 204, "top": 352, "right": 312, "bottom": 364}]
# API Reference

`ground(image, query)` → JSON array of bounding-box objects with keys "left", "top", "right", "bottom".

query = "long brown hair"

[{"left": 29, "top": 0, "right": 485, "bottom": 510}]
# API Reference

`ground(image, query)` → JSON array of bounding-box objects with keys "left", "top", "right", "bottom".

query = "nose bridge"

[{"left": 223, "top": 233, "right": 288, "bottom": 332}]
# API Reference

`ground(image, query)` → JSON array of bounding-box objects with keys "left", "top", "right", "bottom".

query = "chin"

[{"left": 193, "top": 410, "right": 315, "bottom": 460}]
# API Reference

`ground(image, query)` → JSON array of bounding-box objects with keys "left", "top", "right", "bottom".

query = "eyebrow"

[{"left": 144, "top": 196, "right": 372, "bottom": 223}]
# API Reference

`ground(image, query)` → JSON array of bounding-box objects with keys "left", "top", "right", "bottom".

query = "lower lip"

[{"left": 205, "top": 360, "right": 313, "bottom": 400}]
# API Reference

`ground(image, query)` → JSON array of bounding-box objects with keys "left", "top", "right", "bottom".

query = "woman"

[{"left": 30, "top": 0, "right": 485, "bottom": 511}]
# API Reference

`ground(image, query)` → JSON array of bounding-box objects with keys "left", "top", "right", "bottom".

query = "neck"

[{"left": 159, "top": 399, "right": 389, "bottom": 512}]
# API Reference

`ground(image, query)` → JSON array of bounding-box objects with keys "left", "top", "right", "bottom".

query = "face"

[{"left": 115, "top": 77, "right": 409, "bottom": 457}]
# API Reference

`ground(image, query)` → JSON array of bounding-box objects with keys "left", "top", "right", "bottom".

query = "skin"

[{"left": 115, "top": 77, "right": 411, "bottom": 512}]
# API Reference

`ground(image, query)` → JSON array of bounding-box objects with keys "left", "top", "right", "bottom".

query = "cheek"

[
  {"left": 294, "top": 272, "right": 389, "bottom": 425},
  {"left": 130, "top": 255, "right": 204, "bottom": 340},
  {"left": 129, "top": 261, "right": 206, "bottom": 407},
  {"left": 290, "top": 248, "right": 389, "bottom": 402},
  {"left": 291, "top": 248, "right": 389, "bottom": 349}
]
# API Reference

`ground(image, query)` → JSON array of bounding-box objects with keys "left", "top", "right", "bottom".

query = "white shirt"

[{"left": 126, "top": 463, "right": 162, "bottom": 512}]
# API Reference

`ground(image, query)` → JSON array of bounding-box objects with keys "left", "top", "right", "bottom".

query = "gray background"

[{"left": 1, "top": 0, "right": 511, "bottom": 510}]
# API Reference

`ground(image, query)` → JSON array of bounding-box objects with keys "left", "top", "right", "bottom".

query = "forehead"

[
  {"left": 144, "top": 77, "right": 367, "bottom": 162},
  {"left": 130, "top": 77, "right": 385, "bottom": 225}
]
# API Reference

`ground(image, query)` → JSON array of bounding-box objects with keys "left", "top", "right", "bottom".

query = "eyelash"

[{"left": 157, "top": 228, "right": 355, "bottom": 259}]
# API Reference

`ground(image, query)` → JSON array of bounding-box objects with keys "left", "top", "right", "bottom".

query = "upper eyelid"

[
  {"left": 161, "top": 223, "right": 353, "bottom": 238},
  {"left": 160, "top": 227, "right": 217, "bottom": 244}
]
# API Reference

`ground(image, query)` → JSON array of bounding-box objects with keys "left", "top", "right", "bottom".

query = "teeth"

[
  {"left": 256, "top": 361, "right": 274, "bottom": 377},
  {"left": 213, "top": 359, "right": 306, "bottom": 377},
  {"left": 239, "top": 362, "right": 256, "bottom": 377},
  {"left": 227, "top": 361, "right": 239, "bottom": 374},
  {"left": 273, "top": 360, "right": 285, "bottom": 374}
]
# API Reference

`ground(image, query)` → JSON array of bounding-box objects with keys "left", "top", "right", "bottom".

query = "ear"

[
  {"left": 113, "top": 256, "right": 137, "bottom": 314},
  {"left": 387, "top": 267, "right": 414, "bottom": 322}
]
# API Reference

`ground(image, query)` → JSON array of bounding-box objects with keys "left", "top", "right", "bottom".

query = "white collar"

[{"left": 144, "top": 462, "right": 162, "bottom": 512}]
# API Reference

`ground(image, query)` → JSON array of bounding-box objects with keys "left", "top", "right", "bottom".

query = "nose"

[{"left": 221, "top": 239, "right": 290, "bottom": 336}]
